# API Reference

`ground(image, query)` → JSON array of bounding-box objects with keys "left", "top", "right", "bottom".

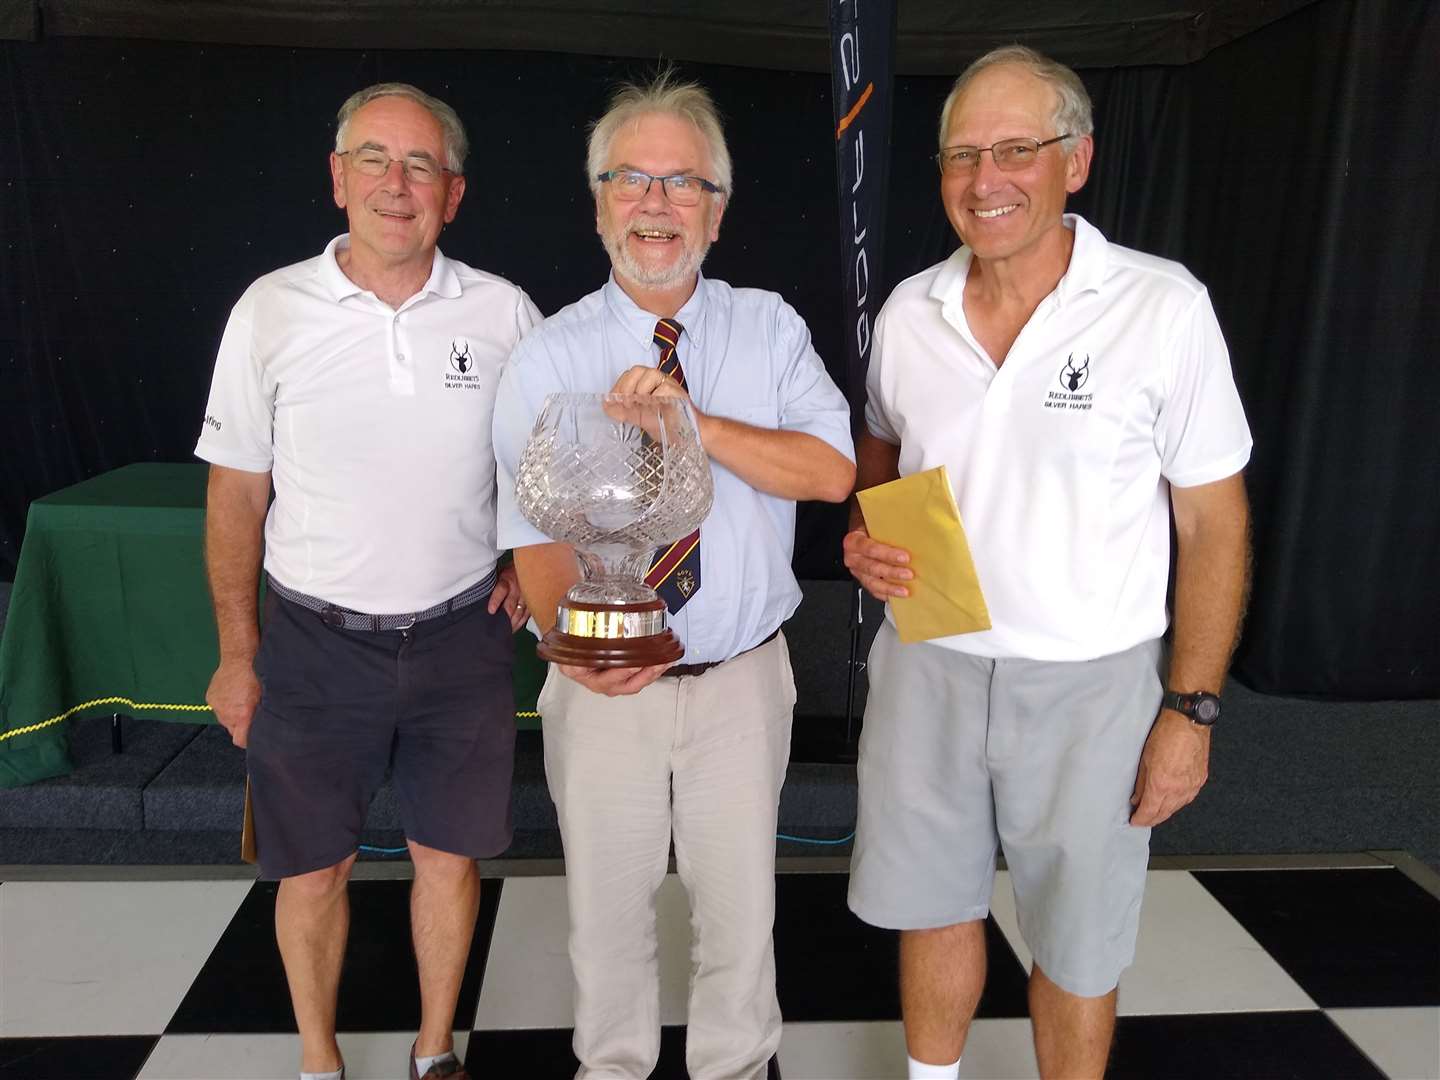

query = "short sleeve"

[
  {"left": 493, "top": 335, "right": 562, "bottom": 549},
  {"left": 194, "top": 288, "right": 276, "bottom": 473},
  {"left": 1156, "top": 289, "right": 1253, "bottom": 488},
  {"left": 862, "top": 305, "right": 901, "bottom": 444},
  {"left": 773, "top": 300, "right": 856, "bottom": 462}
]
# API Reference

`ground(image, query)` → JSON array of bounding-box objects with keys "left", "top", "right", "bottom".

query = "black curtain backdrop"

[
  {"left": 4, "top": 1, "right": 1319, "bottom": 71},
  {"left": 2, "top": 0, "right": 1437, "bottom": 699}
]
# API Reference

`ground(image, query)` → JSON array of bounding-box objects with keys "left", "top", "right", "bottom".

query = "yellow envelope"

[{"left": 855, "top": 465, "right": 991, "bottom": 643}]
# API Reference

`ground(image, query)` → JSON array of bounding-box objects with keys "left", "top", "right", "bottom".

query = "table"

[{"left": 0, "top": 463, "right": 545, "bottom": 788}]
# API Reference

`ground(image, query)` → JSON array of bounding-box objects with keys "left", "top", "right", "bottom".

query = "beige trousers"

[{"left": 537, "top": 633, "right": 796, "bottom": 1080}]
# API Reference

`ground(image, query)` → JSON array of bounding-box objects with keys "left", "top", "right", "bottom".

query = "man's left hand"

[
  {"left": 1129, "top": 709, "right": 1212, "bottom": 826},
  {"left": 489, "top": 564, "right": 529, "bottom": 631}
]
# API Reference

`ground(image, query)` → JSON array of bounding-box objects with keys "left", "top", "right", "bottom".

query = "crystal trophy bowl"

[{"left": 515, "top": 392, "right": 713, "bottom": 667}]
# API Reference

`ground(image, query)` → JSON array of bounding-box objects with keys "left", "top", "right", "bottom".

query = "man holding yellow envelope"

[{"left": 842, "top": 46, "right": 1252, "bottom": 1080}]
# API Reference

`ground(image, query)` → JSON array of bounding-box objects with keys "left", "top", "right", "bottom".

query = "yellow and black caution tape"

[{"left": 0, "top": 698, "right": 542, "bottom": 744}]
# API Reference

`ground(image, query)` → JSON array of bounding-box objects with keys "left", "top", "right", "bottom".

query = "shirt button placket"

[{"left": 389, "top": 313, "right": 414, "bottom": 393}]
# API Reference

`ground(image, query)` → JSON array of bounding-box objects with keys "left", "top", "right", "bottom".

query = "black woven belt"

[
  {"left": 267, "top": 569, "right": 497, "bottom": 633},
  {"left": 662, "top": 628, "right": 780, "bottom": 678}
]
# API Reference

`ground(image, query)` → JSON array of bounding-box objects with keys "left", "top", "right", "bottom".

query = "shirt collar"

[
  {"left": 603, "top": 272, "right": 709, "bottom": 352},
  {"left": 1054, "top": 213, "right": 1107, "bottom": 305},
  {"left": 930, "top": 245, "right": 973, "bottom": 310},
  {"left": 929, "top": 213, "right": 1108, "bottom": 313},
  {"left": 319, "top": 235, "right": 362, "bottom": 300},
  {"left": 425, "top": 246, "right": 463, "bottom": 299},
  {"left": 319, "top": 234, "right": 462, "bottom": 304}
]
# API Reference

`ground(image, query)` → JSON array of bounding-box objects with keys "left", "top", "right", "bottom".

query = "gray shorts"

[{"left": 847, "top": 620, "right": 1162, "bottom": 997}]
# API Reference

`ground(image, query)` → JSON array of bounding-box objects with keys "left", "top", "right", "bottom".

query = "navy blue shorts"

[{"left": 247, "top": 588, "right": 516, "bottom": 880}]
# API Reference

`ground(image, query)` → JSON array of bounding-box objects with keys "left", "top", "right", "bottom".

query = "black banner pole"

[{"left": 829, "top": 0, "right": 896, "bottom": 743}]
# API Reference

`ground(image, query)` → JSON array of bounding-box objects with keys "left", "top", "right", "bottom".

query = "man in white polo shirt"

[
  {"left": 843, "top": 46, "right": 1251, "bottom": 1080},
  {"left": 196, "top": 83, "right": 538, "bottom": 1080}
]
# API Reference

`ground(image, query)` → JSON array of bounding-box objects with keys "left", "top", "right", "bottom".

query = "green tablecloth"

[{"left": 0, "top": 463, "right": 546, "bottom": 788}]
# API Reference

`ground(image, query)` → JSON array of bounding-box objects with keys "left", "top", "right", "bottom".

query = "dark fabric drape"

[
  {"left": 3, "top": 0, "right": 1437, "bottom": 698},
  {"left": 9, "top": 1, "right": 1320, "bottom": 73}
]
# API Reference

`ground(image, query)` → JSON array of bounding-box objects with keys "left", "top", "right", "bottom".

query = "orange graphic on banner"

[{"left": 836, "top": 81, "right": 875, "bottom": 139}]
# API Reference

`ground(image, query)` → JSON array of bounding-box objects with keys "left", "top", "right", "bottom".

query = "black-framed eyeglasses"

[
  {"left": 338, "top": 149, "right": 456, "bottom": 184},
  {"left": 596, "top": 169, "right": 724, "bottom": 207},
  {"left": 935, "top": 135, "right": 1072, "bottom": 175}
]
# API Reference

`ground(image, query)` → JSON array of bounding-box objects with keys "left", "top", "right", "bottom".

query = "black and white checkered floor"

[{"left": 2, "top": 863, "right": 1436, "bottom": 1079}]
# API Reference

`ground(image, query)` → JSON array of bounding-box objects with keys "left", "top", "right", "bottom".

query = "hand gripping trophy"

[{"left": 515, "top": 392, "right": 713, "bottom": 666}]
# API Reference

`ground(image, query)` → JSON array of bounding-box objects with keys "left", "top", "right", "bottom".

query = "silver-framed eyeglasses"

[
  {"left": 338, "top": 148, "right": 455, "bottom": 184},
  {"left": 935, "top": 135, "right": 1072, "bottom": 175},
  {"left": 596, "top": 170, "right": 724, "bottom": 207}
]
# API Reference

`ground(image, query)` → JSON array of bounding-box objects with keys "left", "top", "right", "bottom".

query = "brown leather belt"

[{"left": 661, "top": 628, "right": 779, "bottom": 678}]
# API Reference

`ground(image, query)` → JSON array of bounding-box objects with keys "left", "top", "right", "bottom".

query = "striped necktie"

[{"left": 644, "top": 318, "right": 702, "bottom": 613}]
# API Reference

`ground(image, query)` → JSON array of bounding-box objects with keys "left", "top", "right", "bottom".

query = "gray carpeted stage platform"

[{"left": 2, "top": 582, "right": 1438, "bottom": 871}]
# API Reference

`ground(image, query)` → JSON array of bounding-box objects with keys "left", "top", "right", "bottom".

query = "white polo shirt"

[
  {"left": 865, "top": 215, "right": 1251, "bottom": 661},
  {"left": 195, "top": 234, "right": 542, "bottom": 613}
]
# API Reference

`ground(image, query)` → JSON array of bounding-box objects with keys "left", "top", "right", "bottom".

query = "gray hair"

[
  {"left": 586, "top": 68, "right": 733, "bottom": 200},
  {"left": 335, "top": 82, "right": 469, "bottom": 174},
  {"left": 938, "top": 45, "right": 1093, "bottom": 152}
]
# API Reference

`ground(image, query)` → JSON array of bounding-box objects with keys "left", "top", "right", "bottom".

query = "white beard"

[{"left": 601, "top": 214, "right": 712, "bottom": 289}]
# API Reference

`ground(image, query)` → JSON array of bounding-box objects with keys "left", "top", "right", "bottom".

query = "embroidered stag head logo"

[
  {"left": 1060, "top": 353, "right": 1090, "bottom": 392},
  {"left": 450, "top": 340, "right": 473, "bottom": 374}
]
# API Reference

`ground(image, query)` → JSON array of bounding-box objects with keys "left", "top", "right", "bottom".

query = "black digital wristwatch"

[{"left": 1161, "top": 689, "right": 1222, "bottom": 726}]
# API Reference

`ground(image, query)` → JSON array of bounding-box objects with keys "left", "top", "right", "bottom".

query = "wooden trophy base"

[{"left": 537, "top": 598, "right": 684, "bottom": 668}]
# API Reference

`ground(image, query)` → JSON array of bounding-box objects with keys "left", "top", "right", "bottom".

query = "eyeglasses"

[
  {"left": 338, "top": 149, "right": 455, "bottom": 184},
  {"left": 935, "top": 135, "right": 1072, "bottom": 175},
  {"left": 596, "top": 170, "right": 724, "bottom": 207}
]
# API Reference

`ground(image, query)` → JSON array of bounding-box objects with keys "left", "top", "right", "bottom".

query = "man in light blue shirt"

[{"left": 494, "top": 71, "right": 855, "bottom": 1080}]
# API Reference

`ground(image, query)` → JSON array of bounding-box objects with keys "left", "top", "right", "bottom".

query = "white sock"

[
  {"left": 413, "top": 1050, "right": 457, "bottom": 1077},
  {"left": 300, "top": 1069, "right": 343, "bottom": 1080},
  {"left": 907, "top": 1053, "right": 961, "bottom": 1079}
]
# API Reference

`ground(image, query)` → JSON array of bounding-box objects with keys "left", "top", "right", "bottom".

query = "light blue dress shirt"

[{"left": 494, "top": 273, "right": 855, "bottom": 665}]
